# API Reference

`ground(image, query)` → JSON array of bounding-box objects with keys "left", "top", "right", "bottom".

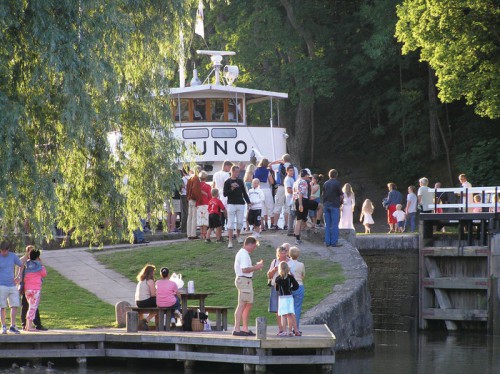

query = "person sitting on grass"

[
  {"left": 135, "top": 264, "right": 157, "bottom": 331},
  {"left": 156, "top": 267, "right": 182, "bottom": 327}
]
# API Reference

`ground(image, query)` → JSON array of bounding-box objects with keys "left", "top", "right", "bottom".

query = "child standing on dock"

[
  {"left": 359, "top": 199, "right": 375, "bottom": 234},
  {"left": 275, "top": 262, "right": 300, "bottom": 336}
]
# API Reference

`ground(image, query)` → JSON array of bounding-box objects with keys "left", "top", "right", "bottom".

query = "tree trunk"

[
  {"left": 288, "top": 88, "right": 313, "bottom": 167},
  {"left": 428, "top": 65, "right": 454, "bottom": 184},
  {"left": 280, "top": 0, "right": 315, "bottom": 167},
  {"left": 428, "top": 65, "right": 441, "bottom": 159}
]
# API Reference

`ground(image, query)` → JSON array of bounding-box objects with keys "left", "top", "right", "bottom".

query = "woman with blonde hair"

[
  {"left": 275, "top": 262, "right": 300, "bottom": 336},
  {"left": 135, "top": 264, "right": 157, "bottom": 330},
  {"left": 339, "top": 183, "right": 355, "bottom": 230},
  {"left": 243, "top": 164, "right": 256, "bottom": 191},
  {"left": 254, "top": 158, "right": 275, "bottom": 230}
]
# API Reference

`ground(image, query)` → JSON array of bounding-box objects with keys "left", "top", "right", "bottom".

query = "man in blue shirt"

[
  {"left": 322, "top": 169, "right": 344, "bottom": 247},
  {"left": 0, "top": 243, "right": 29, "bottom": 334}
]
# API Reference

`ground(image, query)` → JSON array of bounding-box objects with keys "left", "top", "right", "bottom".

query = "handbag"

[{"left": 267, "top": 259, "right": 277, "bottom": 287}]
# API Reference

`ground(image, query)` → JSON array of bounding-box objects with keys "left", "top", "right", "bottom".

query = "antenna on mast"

[{"left": 196, "top": 50, "right": 236, "bottom": 85}]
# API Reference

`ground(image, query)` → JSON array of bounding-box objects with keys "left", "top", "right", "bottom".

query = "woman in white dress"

[{"left": 339, "top": 183, "right": 355, "bottom": 230}]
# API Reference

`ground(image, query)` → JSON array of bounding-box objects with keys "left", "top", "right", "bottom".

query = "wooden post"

[
  {"left": 256, "top": 317, "right": 267, "bottom": 339},
  {"left": 243, "top": 347, "right": 255, "bottom": 373},
  {"left": 126, "top": 311, "right": 139, "bottom": 333},
  {"left": 490, "top": 232, "right": 500, "bottom": 334}
]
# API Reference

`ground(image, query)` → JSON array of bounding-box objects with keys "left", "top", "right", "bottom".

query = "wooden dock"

[{"left": 0, "top": 324, "right": 335, "bottom": 373}]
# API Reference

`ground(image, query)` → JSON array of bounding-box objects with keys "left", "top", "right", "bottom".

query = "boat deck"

[{"left": 0, "top": 324, "right": 335, "bottom": 373}]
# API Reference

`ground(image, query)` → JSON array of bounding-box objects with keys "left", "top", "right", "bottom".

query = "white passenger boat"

[{"left": 170, "top": 50, "right": 288, "bottom": 174}]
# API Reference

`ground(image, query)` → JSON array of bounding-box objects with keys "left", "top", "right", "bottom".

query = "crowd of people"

[
  {"left": 0, "top": 243, "right": 48, "bottom": 334},
  {"left": 170, "top": 153, "right": 360, "bottom": 248},
  {"left": 380, "top": 173, "right": 499, "bottom": 234}
]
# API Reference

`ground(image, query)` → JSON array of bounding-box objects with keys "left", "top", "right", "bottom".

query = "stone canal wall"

[
  {"left": 357, "top": 235, "right": 419, "bottom": 333},
  {"left": 301, "top": 229, "right": 374, "bottom": 352}
]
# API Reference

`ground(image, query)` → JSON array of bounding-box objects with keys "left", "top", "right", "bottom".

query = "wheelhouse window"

[{"left": 172, "top": 98, "right": 244, "bottom": 123}]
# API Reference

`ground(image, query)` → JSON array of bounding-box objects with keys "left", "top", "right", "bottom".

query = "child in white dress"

[{"left": 359, "top": 199, "right": 375, "bottom": 234}]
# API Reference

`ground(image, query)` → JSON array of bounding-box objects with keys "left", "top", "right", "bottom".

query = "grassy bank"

[
  {"left": 30, "top": 239, "right": 344, "bottom": 329},
  {"left": 96, "top": 240, "right": 344, "bottom": 326},
  {"left": 34, "top": 266, "right": 115, "bottom": 329}
]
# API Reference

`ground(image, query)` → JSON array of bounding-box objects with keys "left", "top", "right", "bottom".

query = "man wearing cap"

[
  {"left": 0, "top": 242, "right": 30, "bottom": 334},
  {"left": 233, "top": 236, "right": 264, "bottom": 336},
  {"left": 292, "top": 169, "right": 319, "bottom": 244},
  {"left": 322, "top": 169, "right": 343, "bottom": 247}
]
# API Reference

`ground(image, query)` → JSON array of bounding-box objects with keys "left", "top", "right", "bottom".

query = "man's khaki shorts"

[{"left": 235, "top": 277, "right": 254, "bottom": 304}]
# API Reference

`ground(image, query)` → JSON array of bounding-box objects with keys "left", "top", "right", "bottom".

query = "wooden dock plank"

[
  {"left": 0, "top": 349, "right": 104, "bottom": 358},
  {"left": 422, "top": 246, "right": 489, "bottom": 257},
  {"left": 423, "top": 277, "right": 489, "bottom": 289},
  {"left": 105, "top": 348, "right": 335, "bottom": 365},
  {"left": 0, "top": 325, "right": 336, "bottom": 368},
  {"left": 422, "top": 308, "right": 488, "bottom": 321}
]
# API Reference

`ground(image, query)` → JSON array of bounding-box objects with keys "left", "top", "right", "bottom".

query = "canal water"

[{"left": 1, "top": 330, "right": 499, "bottom": 374}]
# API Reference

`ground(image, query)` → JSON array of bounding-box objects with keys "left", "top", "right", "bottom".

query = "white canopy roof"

[{"left": 169, "top": 84, "right": 288, "bottom": 104}]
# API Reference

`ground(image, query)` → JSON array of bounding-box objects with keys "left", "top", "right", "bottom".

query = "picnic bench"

[{"left": 126, "top": 305, "right": 232, "bottom": 331}]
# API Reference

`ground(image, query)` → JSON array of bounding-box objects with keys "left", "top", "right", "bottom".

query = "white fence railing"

[{"left": 423, "top": 186, "right": 500, "bottom": 213}]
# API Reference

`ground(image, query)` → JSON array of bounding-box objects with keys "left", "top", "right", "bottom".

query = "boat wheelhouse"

[{"left": 170, "top": 51, "right": 288, "bottom": 174}]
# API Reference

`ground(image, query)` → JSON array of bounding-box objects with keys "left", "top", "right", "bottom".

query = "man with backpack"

[{"left": 269, "top": 154, "right": 298, "bottom": 230}]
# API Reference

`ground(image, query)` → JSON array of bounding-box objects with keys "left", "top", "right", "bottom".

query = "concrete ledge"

[{"left": 356, "top": 234, "right": 418, "bottom": 251}]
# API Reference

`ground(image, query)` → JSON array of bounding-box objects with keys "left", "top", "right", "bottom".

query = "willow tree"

[
  {"left": 395, "top": 0, "right": 500, "bottom": 119},
  {"left": 0, "top": 0, "right": 196, "bottom": 247}
]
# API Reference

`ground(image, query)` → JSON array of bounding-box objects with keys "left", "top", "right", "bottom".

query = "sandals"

[{"left": 294, "top": 331, "right": 302, "bottom": 336}]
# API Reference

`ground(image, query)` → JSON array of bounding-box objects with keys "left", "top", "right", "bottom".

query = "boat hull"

[{"left": 174, "top": 126, "right": 287, "bottom": 170}]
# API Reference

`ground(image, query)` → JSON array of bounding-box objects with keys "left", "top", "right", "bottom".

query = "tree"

[
  {"left": 207, "top": 0, "right": 335, "bottom": 166},
  {"left": 0, "top": 0, "right": 194, "bottom": 246},
  {"left": 395, "top": 0, "right": 500, "bottom": 119}
]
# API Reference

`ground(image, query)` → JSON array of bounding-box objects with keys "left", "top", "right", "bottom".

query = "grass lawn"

[
  {"left": 95, "top": 240, "right": 345, "bottom": 326},
  {"left": 18, "top": 265, "right": 116, "bottom": 330}
]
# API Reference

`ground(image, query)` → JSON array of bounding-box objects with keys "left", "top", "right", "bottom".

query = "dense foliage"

[
  {"left": 0, "top": 1, "right": 198, "bottom": 246},
  {"left": 204, "top": 0, "right": 499, "bottom": 188},
  {"left": 396, "top": 0, "right": 500, "bottom": 119}
]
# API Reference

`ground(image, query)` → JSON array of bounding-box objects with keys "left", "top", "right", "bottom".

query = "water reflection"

[{"left": 334, "top": 330, "right": 500, "bottom": 374}]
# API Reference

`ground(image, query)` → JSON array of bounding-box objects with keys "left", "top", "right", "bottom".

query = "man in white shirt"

[
  {"left": 233, "top": 236, "right": 264, "bottom": 336},
  {"left": 417, "top": 177, "right": 433, "bottom": 213},
  {"left": 458, "top": 174, "right": 473, "bottom": 212}
]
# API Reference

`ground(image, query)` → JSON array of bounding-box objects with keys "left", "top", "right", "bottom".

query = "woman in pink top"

[
  {"left": 156, "top": 267, "right": 182, "bottom": 325},
  {"left": 23, "top": 249, "right": 47, "bottom": 332}
]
